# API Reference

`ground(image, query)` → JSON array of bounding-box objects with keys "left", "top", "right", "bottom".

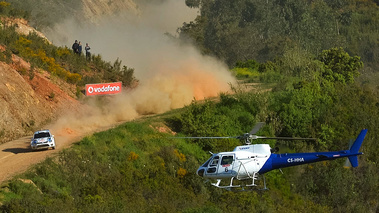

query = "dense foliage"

[
  {"left": 0, "top": 1, "right": 29, "bottom": 19},
  {"left": 180, "top": 0, "right": 379, "bottom": 71}
]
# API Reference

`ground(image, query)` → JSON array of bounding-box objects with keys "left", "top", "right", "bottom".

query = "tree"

[
  {"left": 185, "top": 0, "right": 201, "bottom": 8},
  {"left": 318, "top": 47, "right": 363, "bottom": 84}
]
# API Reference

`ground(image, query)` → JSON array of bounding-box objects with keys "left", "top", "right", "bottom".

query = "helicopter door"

[
  {"left": 206, "top": 156, "right": 220, "bottom": 175},
  {"left": 217, "top": 155, "right": 234, "bottom": 176}
]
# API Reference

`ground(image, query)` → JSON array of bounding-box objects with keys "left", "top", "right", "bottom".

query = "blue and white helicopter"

[{"left": 182, "top": 123, "right": 367, "bottom": 190}]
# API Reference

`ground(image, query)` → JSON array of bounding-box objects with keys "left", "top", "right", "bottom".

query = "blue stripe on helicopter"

[{"left": 258, "top": 129, "right": 367, "bottom": 174}]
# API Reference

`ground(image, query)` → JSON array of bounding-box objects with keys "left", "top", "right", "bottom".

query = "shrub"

[
  {"left": 259, "top": 70, "right": 283, "bottom": 83},
  {"left": 48, "top": 92, "right": 55, "bottom": 100},
  {"left": 177, "top": 167, "right": 187, "bottom": 178},
  {"left": 66, "top": 72, "right": 81, "bottom": 84},
  {"left": 232, "top": 67, "right": 260, "bottom": 79},
  {"left": 127, "top": 151, "right": 139, "bottom": 161}
]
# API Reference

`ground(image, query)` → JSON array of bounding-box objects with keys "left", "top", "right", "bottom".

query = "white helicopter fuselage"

[
  {"left": 197, "top": 144, "right": 271, "bottom": 180},
  {"left": 196, "top": 129, "right": 367, "bottom": 188},
  {"left": 193, "top": 125, "right": 367, "bottom": 190}
]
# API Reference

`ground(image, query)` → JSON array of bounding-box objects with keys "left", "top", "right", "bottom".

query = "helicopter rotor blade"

[
  {"left": 170, "top": 126, "right": 317, "bottom": 142},
  {"left": 171, "top": 136, "right": 239, "bottom": 139},
  {"left": 249, "top": 122, "right": 265, "bottom": 135},
  {"left": 253, "top": 136, "right": 317, "bottom": 141}
]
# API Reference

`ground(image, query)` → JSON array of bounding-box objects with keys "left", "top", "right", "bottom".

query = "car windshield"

[{"left": 34, "top": 132, "right": 50, "bottom": 139}]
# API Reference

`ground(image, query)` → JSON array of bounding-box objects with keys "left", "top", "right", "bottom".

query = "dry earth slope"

[
  {"left": 0, "top": 58, "right": 83, "bottom": 144},
  {"left": 0, "top": 18, "right": 84, "bottom": 144},
  {"left": 0, "top": 17, "right": 94, "bottom": 183},
  {"left": 81, "top": 0, "right": 139, "bottom": 24},
  {"left": 0, "top": 0, "right": 141, "bottom": 183}
]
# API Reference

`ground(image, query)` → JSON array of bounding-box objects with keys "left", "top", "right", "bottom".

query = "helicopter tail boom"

[{"left": 258, "top": 129, "right": 367, "bottom": 173}]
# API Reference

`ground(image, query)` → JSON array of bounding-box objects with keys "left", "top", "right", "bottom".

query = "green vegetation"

[
  {"left": 0, "top": 0, "right": 378, "bottom": 212},
  {"left": 1, "top": 47, "right": 378, "bottom": 212},
  {"left": 0, "top": 120, "right": 329, "bottom": 212},
  {"left": 0, "top": 122, "right": 210, "bottom": 212},
  {"left": 3, "top": 0, "right": 78, "bottom": 30},
  {"left": 0, "top": 1, "right": 29, "bottom": 19},
  {"left": 180, "top": 0, "right": 379, "bottom": 72}
]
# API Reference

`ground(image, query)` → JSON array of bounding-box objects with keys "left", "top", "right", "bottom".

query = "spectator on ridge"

[
  {"left": 72, "top": 40, "right": 79, "bottom": 54},
  {"left": 78, "top": 41, "right": 82, "bottom": 55},
  {"left": 85, "top": 43, "right": 91, "bottom": 61}
]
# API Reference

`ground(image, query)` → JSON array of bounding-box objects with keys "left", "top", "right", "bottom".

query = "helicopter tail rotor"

[{"left": 343, "top": 158, "right": 352, "bottom": 168}]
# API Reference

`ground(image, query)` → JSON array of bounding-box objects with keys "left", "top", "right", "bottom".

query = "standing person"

[
  {"left": 72, "top": 40, "right": 79, "bottom": 54},
  {"left": 78, "top": 41, "right": 83, "bottom": 55},
  {"left": 85, "top": 43, "right": 91, "bottom": 61}
]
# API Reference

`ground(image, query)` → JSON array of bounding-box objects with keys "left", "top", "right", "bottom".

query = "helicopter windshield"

[
  {"left": 201, "top": 157, "right": 212, "bottom": 167},
  {"left": 209, "top": 156, "right": 219, "bottom": 166}
]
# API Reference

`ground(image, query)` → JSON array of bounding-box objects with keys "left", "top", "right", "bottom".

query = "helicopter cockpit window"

[
  {"left": 201, "top": 158, "right": 211, "bottom": 167},
  {"left": 221, "top": 156, "right": 233, "bottom": 165},
  {"left": 209, "top": 156, "right": 219, "bottom": 166}
]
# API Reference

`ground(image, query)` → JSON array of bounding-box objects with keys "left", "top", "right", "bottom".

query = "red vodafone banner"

[{"left": 85, "top": 82, "right": 122, "bottom": 96}]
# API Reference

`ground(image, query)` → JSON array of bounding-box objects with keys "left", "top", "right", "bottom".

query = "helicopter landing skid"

[{"left": 210, "top": 174, "right": 268, "bottom": 191}]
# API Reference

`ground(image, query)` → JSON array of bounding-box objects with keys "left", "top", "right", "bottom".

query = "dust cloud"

[{"left": 46, "top": 0, "right": 236, "bottom": 136}]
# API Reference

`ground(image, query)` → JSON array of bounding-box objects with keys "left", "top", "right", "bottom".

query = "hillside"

[
  {"left": 0, "top": 59, "right": 82, "bottom": 143},
  {"left": 0, "top": 15, "right": 85, "bottom": 143},
  {"left": 4, "top": 0, "right": 139, "bottom": 28},
  {"left": 0, "top": 1, "right": 378, "bottom": 212},
  {"left": 1, "top": 79, "right": 378, "bottom": 212},
  {"left": 0, "top": 0, "right": 231, "bottom": 143},
  {"left": 0, "top": 14, "right": 119, "bottom": 144},
  {"left": 81, "top": 0, "right": 138, "bottom": 24}
]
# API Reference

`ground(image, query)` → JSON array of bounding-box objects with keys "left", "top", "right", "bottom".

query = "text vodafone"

[{"left": 88, "top": 85, "right": 120, "bottom": 94}]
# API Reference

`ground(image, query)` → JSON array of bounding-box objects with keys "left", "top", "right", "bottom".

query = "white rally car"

[{"left": 30, "top": 130, "right": 56, "bottom": 150}]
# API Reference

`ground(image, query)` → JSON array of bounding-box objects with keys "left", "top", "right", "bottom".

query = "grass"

[
  {"left": 0, "top": 110, "right": 211, "bottom": 211},
  {"left": 0, "top": 92, "right": 358, "bottom": 212}
]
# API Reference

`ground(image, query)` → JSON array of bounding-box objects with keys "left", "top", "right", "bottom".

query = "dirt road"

[{"left": 0, "top": 130, "right": 86, "bottom": 184}]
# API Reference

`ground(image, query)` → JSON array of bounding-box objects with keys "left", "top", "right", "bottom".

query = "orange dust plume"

[
  {"left": 45, "top": 0, "right": 236, "bottom": 139},
  {"left": 48, "top": 42, "right": 235, "bottom": 138}
]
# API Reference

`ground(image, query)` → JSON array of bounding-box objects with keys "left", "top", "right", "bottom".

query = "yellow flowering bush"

[
  {"left": 56, "top": 47, "right": 71, "bottom": 58},
  {"left": 67, "top": 72, "right": 82, "bottom": 84},
  {"left": 127, "top": 151, "right": 139, "bottom": 162},
  {"left": 15, "top": 36, "right": 82, "bottom": 84},
  {"left": 16, "top": 36, "right": 32, "bottom": 46},
  {"left": 174, "top": 149, "right": 186, "bottom": 162},
  {"left": 176, "top": 167, "right": 187, "bottom": 179},
  {"left": 0, "top": 1, "right": 10, "bottom": 8}
]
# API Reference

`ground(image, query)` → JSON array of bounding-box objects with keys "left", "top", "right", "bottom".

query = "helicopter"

[{"left": 177, "top": 123, "right": 367, "bottom": 191}]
